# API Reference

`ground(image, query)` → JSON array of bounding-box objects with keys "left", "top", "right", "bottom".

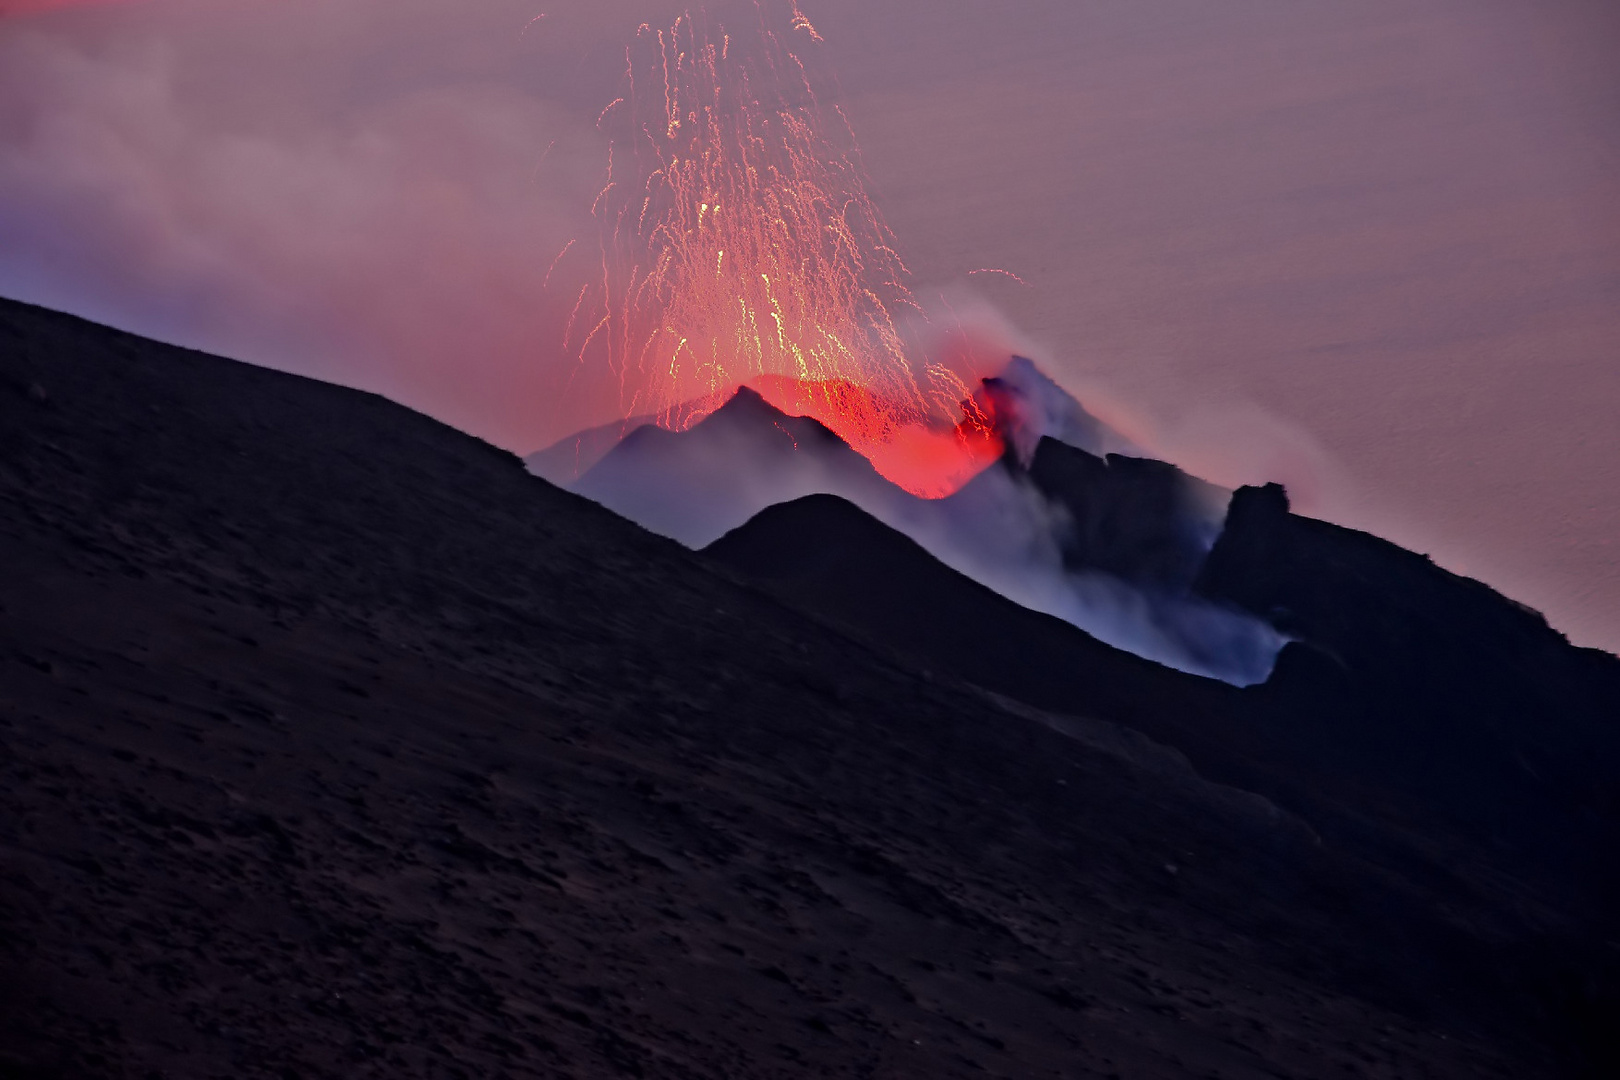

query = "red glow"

[
  {"left": 749, "top": 374, "right": 1002, "bottom": 497},
  {"left": 553, "top": 6, "right": 1003, "bottom": 498}
]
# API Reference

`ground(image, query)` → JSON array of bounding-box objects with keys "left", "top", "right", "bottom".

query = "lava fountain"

[{"left": 556, "top": 4, "right": 1002, "bottom": 497}]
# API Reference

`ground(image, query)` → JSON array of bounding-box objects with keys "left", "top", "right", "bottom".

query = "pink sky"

[
  {"left": 1, "top": 0, "right": 1616, "bottom": 651},
  {"left": 0, "top": 0, "right": 126, "bottom": 12}
]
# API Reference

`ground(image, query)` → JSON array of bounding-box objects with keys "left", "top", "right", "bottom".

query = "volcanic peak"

[
  {"left": 572, "top": 384, "right": 899, "bottom": 548},
  {"left": 694, "top": 383, "right": 858, "bottom": 449}
]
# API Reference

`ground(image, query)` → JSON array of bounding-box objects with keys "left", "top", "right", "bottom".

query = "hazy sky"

[{"left": 1, "top": 0, "right": 1616, "bottom": 651}]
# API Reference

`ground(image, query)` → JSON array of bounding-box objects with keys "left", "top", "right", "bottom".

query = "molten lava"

[
  {"left": 749, "top": 374, "right": 1001, "bottom": 497},
  {"left": 558, "top": 5, "right": 1002, "bottom": 497}
]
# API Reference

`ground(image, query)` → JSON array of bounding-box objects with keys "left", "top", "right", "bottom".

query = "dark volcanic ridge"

[
  {"left": 554, "top": 372, "right": 1278, "bottom": 684},
  {"left": 704, "top": 489, "right": 1620, "bottom": 941},
  {"left": 2, "top": 294, "right": 1618, "bottom": 1079}
]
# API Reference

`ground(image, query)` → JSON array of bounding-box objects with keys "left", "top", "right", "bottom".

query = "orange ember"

[{"left": 558, "top": 6, "right": 1001, "bottom": 497}]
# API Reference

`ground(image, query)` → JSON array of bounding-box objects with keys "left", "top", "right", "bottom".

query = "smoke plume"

[{"left": 0, "top": 0, "right": 640, "bottom": 449}]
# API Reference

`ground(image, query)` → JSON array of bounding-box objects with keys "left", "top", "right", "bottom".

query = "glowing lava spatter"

[{"left": 561, "top": 5, "right": 1001, "bottom": 497}]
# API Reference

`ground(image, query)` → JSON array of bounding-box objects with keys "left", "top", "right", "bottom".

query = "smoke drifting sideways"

[
  {"left": 0, "top": 0, "right": 654, "bottom": 450},
  {"left": 940, "top": 360, "right": 1283, "bottom": 685}
]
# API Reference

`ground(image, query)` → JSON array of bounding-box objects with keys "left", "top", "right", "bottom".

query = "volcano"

[
  {"left": 3, "top": 295, "right": 1619, "bottom": 1079},
  {"left": 557, "top": 364, "right": 1284, "bottom": 684}
]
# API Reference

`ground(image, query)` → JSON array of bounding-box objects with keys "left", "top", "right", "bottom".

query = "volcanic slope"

[
  {"left": 703, "top": 491, "right": 1234, "bottom": 726},
  {"left": 708, "top": 488, "right": 1620, "bottom": 1074},
  {"left": 0, "top": 294, "right": 1595, "bottom": 1079},
  {"left": 708, "top": 486, "right": 1620, "bottom": 918}
]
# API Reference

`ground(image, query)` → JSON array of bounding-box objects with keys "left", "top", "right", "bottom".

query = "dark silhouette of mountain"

[
  {"left": 704, "top": 492, "right": 1235, "bottom": 723},
  {"left": 1197, "top": 483, "right": 1620, "bottom": 926},
  {"left": 3, "top": 293, "right": 1615, "bottom": 1079},
  {"left": 704, "top": 488, "right": 1620, "bottom": 880},
  {"left": 707, "top": 490, "right": 1620, "bottom": 1077}
]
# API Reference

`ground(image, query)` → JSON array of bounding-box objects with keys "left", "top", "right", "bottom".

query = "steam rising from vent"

[{"left": 982, "top": 357, "right": 1140, "bottom": 465}]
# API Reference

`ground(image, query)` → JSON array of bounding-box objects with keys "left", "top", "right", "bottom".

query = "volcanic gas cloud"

[{"left": 552, "top": 4, "right": 1002, "bottom": 499}]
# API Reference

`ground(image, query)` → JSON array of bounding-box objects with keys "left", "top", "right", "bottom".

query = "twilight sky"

[{"left": 1, "top": 0, "right": 1616, "bottom": 652}]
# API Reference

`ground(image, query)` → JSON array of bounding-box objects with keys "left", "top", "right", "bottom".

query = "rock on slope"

[{"left": 0, "top": 295, "right": 1606, "bottom": 1078}]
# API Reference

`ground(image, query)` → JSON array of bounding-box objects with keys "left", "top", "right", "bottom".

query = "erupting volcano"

[
  {"left": 557, "top": 6, "right": 1001, "bottom": 497},
  {"left": 538, "top": 6, "right": 1293, "bottom": 685}
]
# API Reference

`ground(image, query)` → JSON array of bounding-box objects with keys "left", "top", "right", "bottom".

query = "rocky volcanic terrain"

[{"left": 1, "top": 296, "right": 1616, "bottom": 1078}]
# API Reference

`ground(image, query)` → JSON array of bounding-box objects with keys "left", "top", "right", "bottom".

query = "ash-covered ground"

[{"left": 0, "top": 296, "right": 1614, "bottom": 1079}]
